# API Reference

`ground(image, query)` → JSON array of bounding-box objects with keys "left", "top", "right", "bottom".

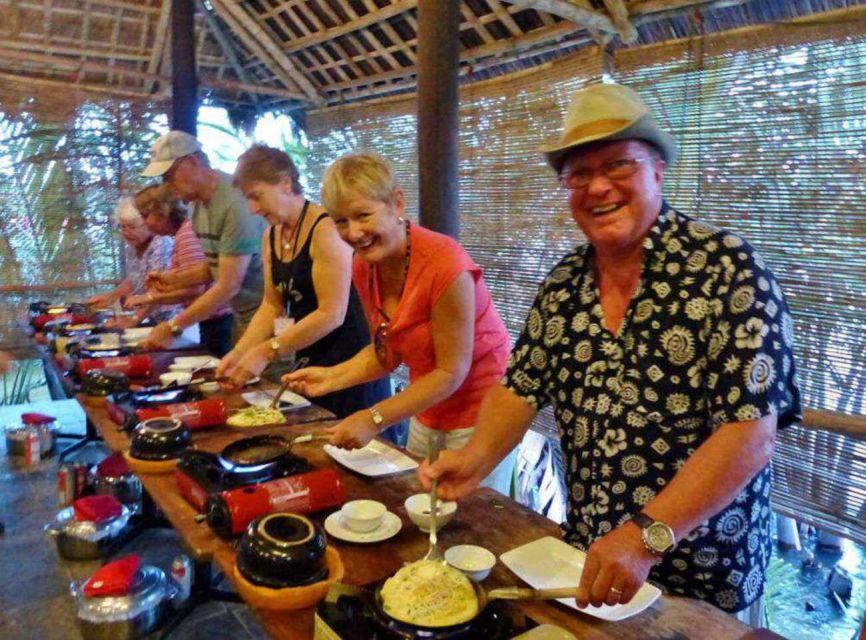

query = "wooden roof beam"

[
  {"left": 0, "top": 47, "right": 309, "bottom": 101},
  {"left": 602, "top": 0, "right": 638, "bottom": 43},
  {"left": 145, "top": 0, "right": 171, "bottom": 92},
  {"left": 283, "top": 0, "right": 416, "bottom": 53},
  {"left": 508, "top": 1, "right": 618, "bottom": 35},
  {"left": 197, "top": 0, "right": 262, "bottom": 111},
  {"left": 321, "top": 21, "right": 582, "bottom": 98},
  {"left": 208, "top": 0, "right": 322, "bottom": 105},
  {"left": 629, "top": 0, "right": 753, "bottom": 21}
]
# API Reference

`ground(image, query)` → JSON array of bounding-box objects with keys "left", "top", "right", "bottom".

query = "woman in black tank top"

[{"left": 216, "top": 145, "right": 390, "bottom": 418}]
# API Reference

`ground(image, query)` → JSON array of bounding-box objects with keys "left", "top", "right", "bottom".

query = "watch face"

[{"left": 646, "top": 522, "right": 675, "bottom": 553}]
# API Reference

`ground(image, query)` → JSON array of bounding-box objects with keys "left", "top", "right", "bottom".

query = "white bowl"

[
  {"left": 404, "top": 493, "right": 457, "bottom": 533},
  {"left": 199, "top": 381, "right": 220, "bottom": 396},
  {"left": 159, "top": 372, "right": 192, "bottom": 387},
  {"left": 445, "top": 544, "right": 496, "bottom": 582},
  {"left": 341, "top": 500, "right": 387, "bottom": 533}
]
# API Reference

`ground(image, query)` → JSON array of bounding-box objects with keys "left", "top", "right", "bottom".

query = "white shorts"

[{"left": 406, "top": 417, "right": 517, "bottom": 497}]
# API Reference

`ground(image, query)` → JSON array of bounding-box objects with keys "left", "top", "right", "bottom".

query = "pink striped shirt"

[{"left": 173, "top": 219, "right": 233, "bottom": 319}]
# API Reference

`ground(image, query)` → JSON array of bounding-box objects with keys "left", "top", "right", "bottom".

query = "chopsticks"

[{"left": 269, "top": 359, "right": 304, "bottom": 409}]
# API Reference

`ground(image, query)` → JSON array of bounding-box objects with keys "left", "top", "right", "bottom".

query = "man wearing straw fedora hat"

[{"left": 422, "top": 82, "right": 801, "bottom": 625}]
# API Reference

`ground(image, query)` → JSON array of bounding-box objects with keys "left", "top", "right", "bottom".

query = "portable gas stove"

[
  {"left": 314, "top": 583, "right": 539, "bottom": 639},
  {"left": 175, "top": 448, "right": 312, "bottom": 512},
  {"left": 107, "top": 387, "right": 202, "bottom": 429}
]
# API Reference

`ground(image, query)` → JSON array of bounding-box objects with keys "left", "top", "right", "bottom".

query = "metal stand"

[
  {"left": 57, "top": 418, "right": 101, "bottom": 461},
  {"left": 158, "top": 561, "right": 242, "bottom": 639}
]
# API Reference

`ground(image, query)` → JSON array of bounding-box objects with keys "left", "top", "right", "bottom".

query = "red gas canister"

[
  {"left": 136, "top": 398, "right": 227, "bottom": 430},
  {"left": 204, "top": 469, "right": 345, "bottom": 538},
  {"left": 77, "top": 355, "right": 153, "bottom": 378}
]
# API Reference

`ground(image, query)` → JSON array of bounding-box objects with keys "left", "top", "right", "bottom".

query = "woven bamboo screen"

[
  {"left": 0, "top": 81, "right": 164, "bottom": 335},
  {"left": 306, "top": 13, "right": 866, "bottom": 542}
]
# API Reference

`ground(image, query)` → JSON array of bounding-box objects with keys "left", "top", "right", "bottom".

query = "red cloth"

[
  {"left": 73, "top": 495, "right": 123, "bottom": 523},
  {"left": 353, "top": 224, "right": 510, "bottom": 431},
  {"left": 21, "top": 412, "right": 56, "bottom": 426},
  {"left": 97, "top": 452, "right": 131, "bottom": 478},
  {"left": 84, "top": 555, "right": 141, "bottom": 597}
]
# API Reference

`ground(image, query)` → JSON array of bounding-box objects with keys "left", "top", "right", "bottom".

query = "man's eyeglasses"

[
  {"left": 559, "top": 157, "right": 655, "bottom": 190},
  {"left": 162, "top": 156, "right": 187, "bottom": 184}
]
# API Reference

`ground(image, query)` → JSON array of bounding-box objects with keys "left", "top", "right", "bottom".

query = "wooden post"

[
  {"left": 171, "top": 0, "right": 198, "bottom": 136},
  {"left": 417, "top": 0, "right": 460, "bottom": 238}
]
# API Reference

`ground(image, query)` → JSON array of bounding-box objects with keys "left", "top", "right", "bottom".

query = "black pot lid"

[{"left": 138, "top": 417, "right": 184, "bottom": 434}]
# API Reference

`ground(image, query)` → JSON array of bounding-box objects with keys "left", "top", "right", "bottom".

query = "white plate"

[
  {"left": 173, "top": 355, "right": 219, "bottom": 369},
  {"left": 123, "top": 327, "right": 152, "bottom": 340},
  {"left": 499, "top": 536, "right": 661, "bottom": 622},
  {"left": 241, "top": 389, "right": 310, "bottom": 409},
  {"left": 323, "top": 440, "right": 418, "bottom": 477},
  {"left": 324, "top": 510, "right": 402, "bottom": 543}
]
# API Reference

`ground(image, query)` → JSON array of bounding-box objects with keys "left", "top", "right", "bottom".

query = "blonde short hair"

[
  {"left": 115, "top": 196, "right": 141, "bottom": 225},
  {"left": 321, "top": 152, "right": 398, "bottom": 214}
]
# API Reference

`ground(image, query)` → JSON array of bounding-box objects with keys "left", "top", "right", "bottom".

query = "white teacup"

[{"left": 341, "top": 500, "right": 386, "bottom": 533}]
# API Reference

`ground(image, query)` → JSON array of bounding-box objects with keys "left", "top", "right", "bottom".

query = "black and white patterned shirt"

[{"left": 505, "top": 202, "right": 801, "bottom": 612}]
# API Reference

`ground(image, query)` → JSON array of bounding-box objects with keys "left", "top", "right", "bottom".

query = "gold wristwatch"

[
  {"left": 168, "top": 320, "right": 183, "bottom": 337},
  {"left": 269, "top": 338, "right": 280, "bottom": 359},
  {"left": 369, "top": 406, "right": 385, "bottom": 429}
]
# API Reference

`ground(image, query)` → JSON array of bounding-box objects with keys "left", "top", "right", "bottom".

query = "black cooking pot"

[
  {"left": 236, "top": 513, "right": 328, "bottom": 589},
  {"left": 372, "top": 580, "right": 486, "bottom": 639},
  {"left": 82, "top": 369, "right": 130, "bottom": 397},
  {"left": 129, "top": 417, "right": 190, "bottom": 461}
]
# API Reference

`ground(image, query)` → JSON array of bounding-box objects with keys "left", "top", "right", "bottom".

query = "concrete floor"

[{"left": 0, "top": 399, "right": 267, "bottom": 640}]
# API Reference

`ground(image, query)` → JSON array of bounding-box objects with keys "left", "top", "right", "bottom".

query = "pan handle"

[{"left": 487, "top": 586, "right": 577, "bottom": 601}]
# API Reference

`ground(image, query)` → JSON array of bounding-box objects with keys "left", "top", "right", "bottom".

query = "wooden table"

[
  {"left": 70, "top": 352, "right": 765, "bottom": 640},
  {"left": 80, "top": 415, "right": 762, "bottom": 638}
]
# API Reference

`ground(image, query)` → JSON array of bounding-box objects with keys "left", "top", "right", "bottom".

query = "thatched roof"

[{"left": 0, "top": 0, "right": 862, "bottom": 115}]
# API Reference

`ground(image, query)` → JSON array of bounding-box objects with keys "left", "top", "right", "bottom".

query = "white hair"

[{"left": 115, "top": 196, "right": 142, "bottom": 224}]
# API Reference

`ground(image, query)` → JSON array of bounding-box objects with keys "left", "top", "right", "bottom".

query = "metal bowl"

[
  {"left": 44, "top": 505, "right": 131, "bottom": 560},
  {"left": 71, "top": 566, "right": 176, "bottom": 640}
]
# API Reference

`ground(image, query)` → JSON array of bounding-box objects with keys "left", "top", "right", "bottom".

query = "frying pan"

[
  {"left": 218, "top": 433, "right": 330, "bottom": 471},
  {"left": 372, "top": 577, "right": 577, "bottom": 635}
]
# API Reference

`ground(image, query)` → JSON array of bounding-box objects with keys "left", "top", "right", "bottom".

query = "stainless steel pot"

[
  {"left": 94, "top": 472, "right": 143, "bottom": 507},
  {"left": 71, "top": 566, "right": 177, "bottom": 640},
  {"left": 44, "top": 505, "right": 131, "bottom": 560}
]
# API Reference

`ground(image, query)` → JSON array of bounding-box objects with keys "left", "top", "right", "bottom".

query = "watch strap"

[
  {"left": 631, "top": 511, "right": 655, "bottom": 529},
  {"left": 168, "top": 320, "right": 183, "bottom": 337}
]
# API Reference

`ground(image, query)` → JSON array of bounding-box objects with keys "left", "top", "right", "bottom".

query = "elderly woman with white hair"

[{"left": 88, "top": 196, "right": 173, "bottom": 328}]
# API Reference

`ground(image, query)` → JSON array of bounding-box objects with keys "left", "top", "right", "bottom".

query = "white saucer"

[{"left": 324, "top": 510, "right": 402, "bottom": 544}]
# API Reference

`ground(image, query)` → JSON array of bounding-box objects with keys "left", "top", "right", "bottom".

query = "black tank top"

[{"left": 269, "top": 213, "right": 370, "bottom": 369}]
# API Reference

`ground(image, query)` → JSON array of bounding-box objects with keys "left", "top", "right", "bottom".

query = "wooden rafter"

[
  {"left": 322, "top": 21, "right": 583, "bottom": 100},
  {"left": 629, "top": 0, "right": 753, "bottom": 21},
  {"left": 602, "top": 0, "right": 638, "bottom": 42},
  {"left": 208, "top": 0, "right": 322, "bottom": 104},
  {"left": 283, "top": 0, "right": 416, "bottom": 53},
  {"left": 509, "top": 0, "right": 618, "bottom": 34},
  {"left": 197, "top": 0, "right": 262, "bottom": 110},
  {"left": 145, "top": 0, "right": 170, "bottom": 92},
  {"left": 0, "top": 47, "right": 310, "bottom": 101}
]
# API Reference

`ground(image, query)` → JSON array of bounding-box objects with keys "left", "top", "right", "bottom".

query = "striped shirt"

[{"left": 172, "top": 218, "right": 233, "bottom": 319}]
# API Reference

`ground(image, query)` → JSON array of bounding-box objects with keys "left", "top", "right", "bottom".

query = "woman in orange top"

[{"left": 286, "top": 152, "right": 515, "bottom": 493}]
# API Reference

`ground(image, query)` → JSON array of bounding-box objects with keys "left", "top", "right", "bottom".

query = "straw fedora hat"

[{"left": 541, "top": 82, "right": 678, "bottom": 171}]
